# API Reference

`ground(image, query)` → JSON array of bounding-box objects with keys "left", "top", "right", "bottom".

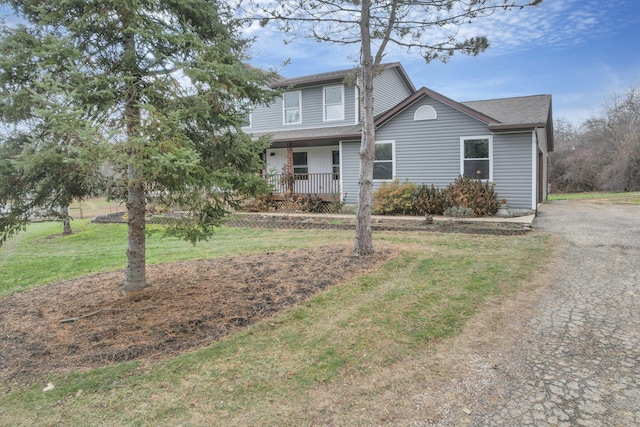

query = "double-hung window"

[
  {"left": 373, "top": 141, "right": 394, "bottom": 180},
  {"left": 324, "top": 85, "right": 344, "bottom": 121},
  {"left": 283, "top": 91, "right": 301, "bottom": 124},
  {"left": 293, "top": 152, "right": 308, "bottom": 180},
  {"left": 332, "top": 150, "right": 340, "bottom": 180},
  {"left": 461, "top": 136, "right": 493, "bottom": 180}
]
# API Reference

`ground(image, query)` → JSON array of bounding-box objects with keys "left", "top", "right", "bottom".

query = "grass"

[
  {"left": 0, "top": 220, "right": 353, "bottom": 297},
  {"left": 549, "top": 191, "right": 640, "bottom": 204},
  {"left": 0, "top": 220, "right": 552, "bottom": 425}
]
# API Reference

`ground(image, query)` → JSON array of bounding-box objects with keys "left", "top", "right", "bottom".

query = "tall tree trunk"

[
  {"left": 124, "top": 164, "right": 146, "bottom": 292},
  {"left": 121, "top": 29, "right": 147, "bottom": 293},
  {"left": 61, "top": 205, "right": 72, "bottom": 235},
  {"left": 355, "top": 0, "right": 375, "bottom": 256}
]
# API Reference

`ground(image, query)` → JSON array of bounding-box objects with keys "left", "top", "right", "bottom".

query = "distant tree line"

[{"left": 550, "top": 88, "right": 640, "bottom": 193}]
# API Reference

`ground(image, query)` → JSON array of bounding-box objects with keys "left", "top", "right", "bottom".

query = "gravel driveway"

[{"left": 458, "top": 200, "right": 640, "bottom": 426}]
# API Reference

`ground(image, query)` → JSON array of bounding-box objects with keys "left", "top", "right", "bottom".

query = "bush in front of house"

[
  {"left": 442, "top": 176, "right": 501, "bottom": 217},
  {"left": 241, "top": 193, "right": 343, "bottom": 214},
  {"left": 374, "top": 176, "right": 501, "bottom": 217},
  {"left": 372, "top": 180, "right": 418, "bottom": 215},
  {"left": 412, "top": 183, "right": 448, "bottom": 215}
]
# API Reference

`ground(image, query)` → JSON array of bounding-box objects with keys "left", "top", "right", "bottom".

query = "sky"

[
  {"left": 1, "top": 0, "right": 638, "bottom": 126},
  {"left": 246, "top": 0, "right": 640, "bottom": 126}
]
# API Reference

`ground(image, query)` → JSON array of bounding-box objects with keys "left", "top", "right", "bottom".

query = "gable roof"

[
  {"left": 270, "top": 62, "right": 414, "bottom": 91},
  {"left": 375, "top": 87, "right": 498, "bottom": 127},
  {"left": 375, "top": 89, "right": 553, "bottom": 150},
  {"left": 463, "top": 94, "right": 554, "bottom": 150},
  {"left": 256, "top": 90, "right": 553, "bottom": 148},
  {"left": 254, "top": 65, "right": 553, "bottom": 150}
]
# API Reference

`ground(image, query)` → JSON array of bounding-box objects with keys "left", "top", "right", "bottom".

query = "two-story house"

[{"left": 243, "top": 63, "right": 553, "bottom": 213}]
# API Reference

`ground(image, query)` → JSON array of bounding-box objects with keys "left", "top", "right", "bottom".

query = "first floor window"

[
  {"left": 462, "top": 136, "right": 492, "bottom": 180},
  {"left": 374, "top": 141, "right": 394, "bottom": 180},
  {"left": 332, "top": 150, "right": 340, "bottom": 180},
  {"left": 293, "top": 151, "right": 308, "bottom": 179}
]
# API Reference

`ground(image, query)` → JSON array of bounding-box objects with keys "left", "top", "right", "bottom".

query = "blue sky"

[
  {"left": 2, "top": 0, "right": 637, "bottom": 125},
  {"left": 246, "top": 0, "right": 640, "bottom": 125}
]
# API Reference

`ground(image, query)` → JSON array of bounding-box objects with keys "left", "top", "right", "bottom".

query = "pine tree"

[{"left": 1, "top": 0, "right": 276, "bottom": 292}]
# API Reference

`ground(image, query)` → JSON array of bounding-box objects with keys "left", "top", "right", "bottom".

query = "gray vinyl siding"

[
  {"left": 375, "top": 96, "right": 487, "bottom": 186},
  {"left": 493, "top": 133, "right": 533, "bottom": 209},
  {"left": 341, "top": 141, "right": 361, "bottom": 204},
  {"left": 353, "top": 95, "right": 535, "bottom": 209},
  {"left": 372, "top": 68, "right": 413, "bottom": 116},
  {"left": 245, "top": 84, "right": 357, "bottom": 133}
]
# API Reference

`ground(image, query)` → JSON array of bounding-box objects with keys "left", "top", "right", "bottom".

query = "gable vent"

[{"left": 414, "top": 105, "right": 437, "bottom": 121}]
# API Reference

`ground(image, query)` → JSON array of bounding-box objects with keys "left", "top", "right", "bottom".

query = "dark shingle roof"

[
  {"left": 270, "top": 62, "right": 414, "bottom": 91},
  {"left": 251, "top": 125, "right": 362, "bottom": 147},
  {"left": 462, "top": 95, "right": 552, "bottom": 129}
]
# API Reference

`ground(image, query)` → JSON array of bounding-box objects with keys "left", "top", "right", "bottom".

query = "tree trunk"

[
  {"left": 61, "top": 205, "right": 72, "bottom": 235},
  {"left": 121, "top": 28, "right": 147, "bottom": 293},
  {"left": 354, "top": 0, "right": 375, "bottom": 256},
  {"left": 123, "top": 164, "right": 146, "bottom": 293},
  {"left": 286, "top": 142, "right": 294, "bottom": 194}
]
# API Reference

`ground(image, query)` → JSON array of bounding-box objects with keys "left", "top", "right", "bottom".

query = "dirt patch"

[{"left": 0, "top": 245, "right": 397, "bottom": 385}]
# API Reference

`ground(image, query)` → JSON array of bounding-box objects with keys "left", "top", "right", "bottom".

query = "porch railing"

[{"left": 266, "top": 173, "right": 340, "bottom": 196}]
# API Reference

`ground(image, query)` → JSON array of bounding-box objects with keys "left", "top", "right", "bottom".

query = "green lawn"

[
  {"left": 0, "top": 220, "right": 552, "bottom": 425},
  {"left": 0, "top": 219, "right": 355, "bottom": 297},
  {"left": 549, "top": 191, "right": 640, "bottom": 204}
]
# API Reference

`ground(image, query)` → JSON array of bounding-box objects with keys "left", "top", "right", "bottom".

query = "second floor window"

[
  {"left": 283, "top": 91, "right": 301, "bottom": 124},
  {"left": 324, "top": 85, "right": 344, "bottom": 121}
]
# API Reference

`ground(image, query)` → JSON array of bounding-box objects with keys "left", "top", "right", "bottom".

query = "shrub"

[
  {"left": 240, "top": 194, "right": 343, "bottom": 214},
  {"left": 443, "top": 206, "right": 474, "bottom": 218},
  {"left": 442, "top": 176, "right": 501, "bottom": 217},
  {"left": 300, "top": 194, "right": 325, "bottom": 213},
  {"left": 374, "top": 176, "right": 501, "bottom": 217},
  {"left": 412, "top": 183, "right": 447, "bottom": 215},
  {"left": 372, "top": 179, "right": 418, "bottom": 215}
]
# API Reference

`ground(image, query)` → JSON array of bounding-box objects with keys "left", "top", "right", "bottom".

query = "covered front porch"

[{"left": 263, "top": 143, "right": 342, "bottom": 201}]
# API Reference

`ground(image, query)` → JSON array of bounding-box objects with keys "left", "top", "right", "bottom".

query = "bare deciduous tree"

[
  {"left": 251, "top": 0, "right": 543, "bottom": 255},
  {"left": 551, "top": 88, "right": 640, "bottom": 193}
]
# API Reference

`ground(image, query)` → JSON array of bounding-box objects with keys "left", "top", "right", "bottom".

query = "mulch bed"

[
  {"left": 93, "top": 212, "right": 530, "bottom": 235},
  {"left": 0, "top": 245, "right": 396, "bottom": 385},
  {"left": 227, "top": 214, "right": 530, "bottom": 235}
]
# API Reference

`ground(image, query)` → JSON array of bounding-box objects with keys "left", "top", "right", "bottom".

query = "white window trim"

[
  {"left": 460, "top": 136, "right": 493, "bottom": 182},
  {"left": 283, "top": 91, "right": 302, "bottom": 125},
  {"left": 373, "top": 140, "right": 396, "bottom": 182},
  {"left": 354, "top": 86, "right": 360, "bottom": 125},
  {"left": 414, "top": 105, "right": 437, "bottom": 121},
  {"left": 292, "top": 150, "right": 308, "bottom": 174},
  {"left": 323, "top": 85, "right": 344, "bottom": 122}
]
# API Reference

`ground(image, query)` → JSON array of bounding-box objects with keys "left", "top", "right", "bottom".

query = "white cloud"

[{"left": 246, "top": 0, "right": 626, "bottom": 75}]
